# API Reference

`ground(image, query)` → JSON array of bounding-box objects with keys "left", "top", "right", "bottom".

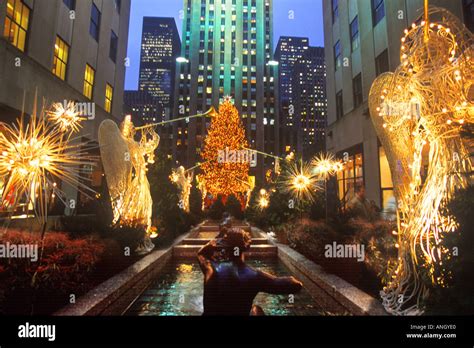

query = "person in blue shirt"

[{"left": 197, "top": 227, "right": 302, "bottom": 316}]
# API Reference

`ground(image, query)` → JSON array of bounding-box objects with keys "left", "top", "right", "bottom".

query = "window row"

[
  {"left": 334, "top": 48, "right": 389, "bottom": 119},
  {"left": 4, "top": 0, "right": 118, "bottom": 63},
  {"left": 52, "top": 37, "right": 114, "bottom": 113},
  {"left": 331, "top": 0, "right": 385, "bottom": 27}
]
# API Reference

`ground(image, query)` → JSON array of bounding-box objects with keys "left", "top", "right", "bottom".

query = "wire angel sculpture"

[
  {"left": 98, "top": 115, "right": 159, "bottom": 254},
  {"left": 368, "top": 7, "right": 473, "bottom": 315},
  {"left": 196, "top": 174, "right": 207, "bottom": 211},
  {"left": 170, "top": 166, "right": 193, "bottom": 212}
]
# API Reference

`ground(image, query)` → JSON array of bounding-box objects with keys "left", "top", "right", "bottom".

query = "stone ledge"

[
  {"left": 277, "top": 243, "right": 387, "bottom": 316},
  {"left": 173, "top": 244, "right": 278, "bottom": 258},
  {"left": 180, "top": 237, "right": 269, "bottom": 245}
]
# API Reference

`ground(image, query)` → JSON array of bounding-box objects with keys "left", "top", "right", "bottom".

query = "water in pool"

[{"left": 126, "top": 259, "right": 323, "bottom": 316}]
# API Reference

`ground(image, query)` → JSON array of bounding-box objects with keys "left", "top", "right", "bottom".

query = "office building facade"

[
  {"left": 274, "top": 36, "right": 309, "bottom": 154},
  {"left": 172, "top": 0, "right": 279, "bottom": 181},
  {"left": 124, "top": 90, "right": 163, "bottom": 125},
  {"left": 124, "top": 89, "right": 174, "bottom": 154},
  {"left": 292, "top": 46, "right": 327, "bottom": 158},
  {"left": 139, "top": 17, "right": 181, "bottom": 121}
]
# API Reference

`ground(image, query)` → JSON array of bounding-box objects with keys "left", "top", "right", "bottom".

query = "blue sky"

[{"left": 125, "top": 0, "right": 324, "bottom": 90}]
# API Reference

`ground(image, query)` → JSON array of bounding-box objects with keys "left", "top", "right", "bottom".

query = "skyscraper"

[
  {"left": 124, "top": 90, "right": 163, "bottom": 125},
  {"left": 172, "top": 0, "right": 279, "bottom": 180},
  {"left": 139, "top": 17, "right": 181, "bottom": 121},
  {"left": 292, "top": 46, "right": 327, "bottom": 158},
  {"left": 123, "top": 90, "right": 174, "bottom": 155},
  {"left": 274, "top": 36, "right": 309, "bottom": 154}
]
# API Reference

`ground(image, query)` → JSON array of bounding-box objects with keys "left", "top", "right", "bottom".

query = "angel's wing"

[
  {"left": 368, "top": 72, "right": 418, "bottom": 203},
  {"left": 98, "top": 119, "right": 132, "bottom": 201}
]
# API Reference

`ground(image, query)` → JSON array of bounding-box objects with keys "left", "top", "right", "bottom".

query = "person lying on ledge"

[{"left": 197, "top": 228, "right": 303, "bottom": 316}]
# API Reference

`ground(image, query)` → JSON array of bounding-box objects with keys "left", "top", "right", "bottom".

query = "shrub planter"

[{"left": 54, "top": 225, "right": 200, "bottom": 316}]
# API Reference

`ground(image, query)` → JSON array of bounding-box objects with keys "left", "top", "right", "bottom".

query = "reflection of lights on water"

[
  {"left": 11, "top": 214, "right": 35, "bottom": 220},
  {"left": 176, "top": 264, "right": 194, "bottom": 273}
]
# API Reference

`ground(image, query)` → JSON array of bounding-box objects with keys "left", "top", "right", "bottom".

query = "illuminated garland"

[{"left": 368, "top": 7, "right": 473, "bottom": 315}]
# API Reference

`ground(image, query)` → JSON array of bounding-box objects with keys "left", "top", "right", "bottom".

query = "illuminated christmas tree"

[{"left": 201, "top": 98, "right": 250, "bottom": 198}]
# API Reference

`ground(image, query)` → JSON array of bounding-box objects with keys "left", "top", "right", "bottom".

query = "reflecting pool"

[{"left": 126, "top": 259, "right": 323, "bottom": 316}]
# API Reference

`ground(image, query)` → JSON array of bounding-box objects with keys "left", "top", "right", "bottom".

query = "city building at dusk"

[
  {"left": 172, "top": 0, "right": 279, "bottom": 181},
  {"left": 274, "top": 36, "right": 309, "bottom": 154},
  {"left": 292, "top": 46, "right": 327, "bottom": 158},
  {"left": 0, "top": 1, "right": 472, "bottom": 342},
  {"left": 124, "top": 89, "right": 162, "bottom": 124},
  {"left": 139, "top": 17, "right": 181, "bottom": 121}
]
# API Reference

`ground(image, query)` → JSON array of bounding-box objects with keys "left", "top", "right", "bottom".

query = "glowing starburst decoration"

[
  {"left": 47, "top": 101, "right": 86, "bottom": 133},
  {"left": 293, "top": 174, "right": 310, "bottom": 190},
  {"left": 0, "top": 98, "right": 95, "bottom": 231},
  {"left": 311, "top": 153, "right": 343, "bottom": 180},
  {"left": 280, "top": 160, "right": 320, "bottom": 202}
]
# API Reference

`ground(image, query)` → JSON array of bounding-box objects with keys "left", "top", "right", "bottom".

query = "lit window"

[
  {"left": 379, "top": 146, "right": 395, "bottom": 220},
  {"left": 337, "top": 151, "right": 364, "bottom": 208},
  {"left": 3, "top": 0, "right": 30, "bottom": 52},
  {"left": 105, "top": 84, "right": 113, "bottom": 113},
  {"left": 83, "top": 64, "right": 95, "bottom": 99},
  {"left": 52, "top": 36, "right": 70, "bottom": 80}
]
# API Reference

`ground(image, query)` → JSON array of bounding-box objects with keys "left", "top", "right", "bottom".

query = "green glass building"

[{"left": 172, "top": 0, "right": 279, "bottom": 180}]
